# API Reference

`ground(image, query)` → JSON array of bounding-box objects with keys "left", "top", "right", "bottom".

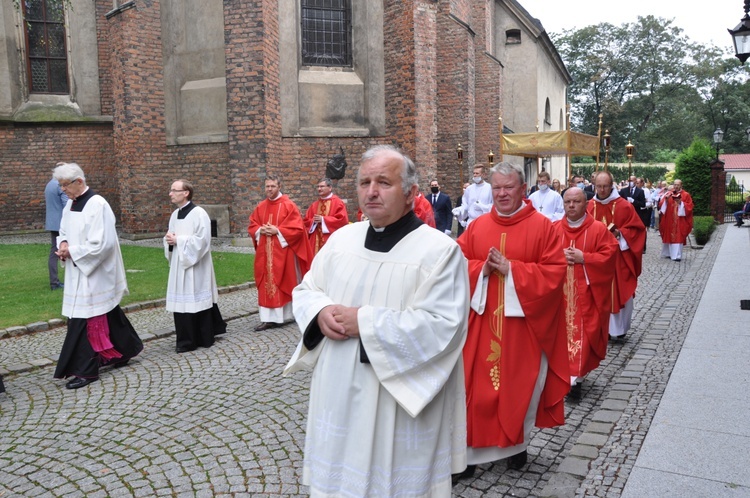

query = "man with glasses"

[
  {"left": 303, "top": 178, "right": 349, "bottom": 255},
  {"left": 164, "top": 179, "right": 226, "bottom": 353},
  {"left": 588, "top": 170, "right": 646, "bottom": 341},
  {"left": 53, "top": 162, "right": 143, "bottom": 389}
]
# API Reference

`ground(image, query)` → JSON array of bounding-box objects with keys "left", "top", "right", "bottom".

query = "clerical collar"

[
  {"left": 177, "top": 202, "right": 196, "bottom": 219},
  {"left": 365, "top": 211, "right": 423, "bottom": 252},
  {"left": 593, "top": 189, "right": 620, "bottom": 205},
  {"left": 320, "top": 193, "right": 333, "bottom": 200},
  {"left": 494, "top": 202, "right": 525, "bottom": 218},
  {"left": 269, "top": 192, "right": 282, "bottom": 201},
  {"left": 567, "top": 213, "right": 587, "bottom": 227},
  {"left": 70, "top": 188, "right": 95, "bottom": 212}
]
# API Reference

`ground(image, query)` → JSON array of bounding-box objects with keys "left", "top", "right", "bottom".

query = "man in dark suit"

[
  {"left": 428, "top": 180, "right": 453, "bottom": 234},
  {"left": 619, "top": 175, "right": 647, "bottom": 251}
]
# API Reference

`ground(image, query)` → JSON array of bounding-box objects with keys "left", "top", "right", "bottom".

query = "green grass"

[{"left": 0, "top": 244, "right": 254, "bottom": 329}]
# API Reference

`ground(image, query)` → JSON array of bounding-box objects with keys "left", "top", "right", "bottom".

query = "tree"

[
  {"left": 552, "top": 16, "right": 739, "bottom": 163},
  {"left": 674, "top": 139, "right": 714, "bottom": 216}
]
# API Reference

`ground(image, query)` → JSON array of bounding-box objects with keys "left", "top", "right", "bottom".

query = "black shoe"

[
  {"left": 65, "top": 377, "right": 98, "bottom": 389},
  {"left": 51, "top": 283, "right": 64, "bottom": 291},
  {"left": 508, "top": 450, "right": 527, "bottom": 470},
  {"left": 568, "top": 382, "right": 582, "bottom": 400},
  {"left": 451, "top": 465, "right": 476, "bottom": 485},
  {"left": 176, "top": 346, "right": 196, "bottom": 354},
  {"left": 610, "top": 333, "right": 627, "bottom": 342},
  {"left": 254, "top": 322, "right": 280, "bottom": 332},
  {"left": 102, "top": 357, "right": 130, "bottom": 368}
]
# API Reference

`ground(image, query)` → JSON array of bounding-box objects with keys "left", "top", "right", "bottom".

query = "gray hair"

[
  {"left": 489, "top": 161, "right": 525, "bottom": 185},
  {"left": 318, "top": 178, "right": 333, "bottom": 187},
  {"left": 53, "top": 162, "right": 86, "bottom": 184},
  {"left": 359, "top": 145, "right": 418, "bottom": 195}
]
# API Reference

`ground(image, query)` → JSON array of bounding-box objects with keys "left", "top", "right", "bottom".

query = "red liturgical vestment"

[
  {"left": 587, "top": 196, "right": 645, "bottom": 312},
  {"left": 303, "top": 194, "right": 349, "bottom": 255},
  {"left": 659, "top": 191, "right": 694, "bottom": 245},
  {"left": 248, "top": 195, "right": 312, "bottom": 310},
  {"left": 457, "top": 202, "right": 569, "bottom": 448},
  {"left": 554, "top": 215, "right": 618, "bottom": 378}
]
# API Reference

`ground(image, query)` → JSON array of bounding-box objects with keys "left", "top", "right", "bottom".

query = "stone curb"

[
  {"left": 0, "top": 282, "right": 255, "bottom": 340},
  {"left": 0, "top": 283, "right": 258, "bottom": 376}
]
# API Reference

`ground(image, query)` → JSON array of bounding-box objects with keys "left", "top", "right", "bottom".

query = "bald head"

[{"left": 563, "top": 186, "right": 588, "bottom": 222}]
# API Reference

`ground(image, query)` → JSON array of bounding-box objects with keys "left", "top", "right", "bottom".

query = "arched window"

[
  {"left": 505, "top": 29, "right": 521, "bottom": 44},
  {"left": 22, "top": 0, "right": 69, "bottom": 94},
  {"left": 301, "top": 0, "right": 352, "bottom": 67},
  {"left": 544, "top": 98, "right": 551, "bottom": 126}
]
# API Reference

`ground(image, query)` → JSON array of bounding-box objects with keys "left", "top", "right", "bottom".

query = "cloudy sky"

[{"left": 518, "top": 0, "right": 743, "bottom": 50}]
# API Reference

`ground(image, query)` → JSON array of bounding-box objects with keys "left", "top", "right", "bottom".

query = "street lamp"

[
  {"left": 603, "top": 129, "right": 611, "bottom": 171},
  {"left": 488, "top": 149, "right": 495, "bottom": 166},
  {"left": 729, "top": 0, "right": 750, "bottom": 64},
  {"left": 713, "top": 127, "right": 724, "bottom": 159},
  {"left": 625, "top": 140, "right": 635, "bottom": 177}
]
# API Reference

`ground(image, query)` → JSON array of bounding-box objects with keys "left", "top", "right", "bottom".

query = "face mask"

[
  {"left": 577, "top": 182, "right": 585, "bottom": 189},
  {"left": 629, "top": 181, "right": 635, "bottom": 188},
  {"left": 430, "top": 186, "right": 439, "bottom": 193},
  {"left": 539, "top": 184, "right": 549, "bottom": 191},
  {"left": 472, "top": 177, "right": 482, "bottom": 184}
]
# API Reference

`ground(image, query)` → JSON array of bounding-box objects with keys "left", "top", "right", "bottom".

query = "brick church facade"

[{"left": 0, "top": 0, "right": 568, "bottom": 237}]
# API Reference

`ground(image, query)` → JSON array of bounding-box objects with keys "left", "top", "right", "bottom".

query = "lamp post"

[
  {"left": 625, "top": 140, "right": 635, "bottom": 177},
  {"left": 457, "top": 143, "right": 464, "bottom": 188},
  {"left": 713, "top": 127, "right": 724, "bottom": 160},
  {"left": 603, "top": 129, "right": 611, "bottom": 171},
  {"left": 729, "top": 0, "right": 750, "bottom": 64}
]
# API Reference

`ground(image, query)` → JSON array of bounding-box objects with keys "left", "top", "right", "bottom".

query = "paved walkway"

[{"left": 0, "top": 225, "right": 741, "bottom": 496}]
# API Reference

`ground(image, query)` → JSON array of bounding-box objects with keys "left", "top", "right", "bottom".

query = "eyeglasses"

[
  {"left": 169, "top": 189, "right": 187, "bottom": 193},
  {"left": 59, "top": 179, "right": 78, "bottom": 189}
]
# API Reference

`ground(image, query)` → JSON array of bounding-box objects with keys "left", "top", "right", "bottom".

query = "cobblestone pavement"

[{"left": 0, "top": 227, "right": 723, "bottom": 497}]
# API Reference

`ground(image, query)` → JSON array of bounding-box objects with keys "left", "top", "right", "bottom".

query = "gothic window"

[
  {"left": 22, "top": 0, "right": 69, "bottom": 94},
  {"left": 301, "top": 0, "right": 352, "bottom": 67}
]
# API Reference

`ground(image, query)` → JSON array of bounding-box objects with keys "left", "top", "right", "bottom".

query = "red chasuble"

[
  {"left": 457, "top": 202, "right": 569, "bottom": 448},
  {"left": 413, "top": 194, "right": 436, "bottom": 228},
  {"left": 248, "top": 195, "right": 312, "bottom": 309},
  {"left": 304, "top": 194, "right": 349, "bottom": 255},
  {"left": 587, "top": 197, "right": 645, "bottom": 313},
  {"left": 554, "top": 215, "right": 618, "bottom": 378},
  {"left": 659, "top": 191, "right": 694, "bottom": 244}
]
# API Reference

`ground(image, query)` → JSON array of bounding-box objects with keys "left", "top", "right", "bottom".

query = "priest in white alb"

[
  {"left": 52, "top": 162, "right": 143, "bottom": 390},
  {"left": 284, "top": 145, "right": 470, "bottom": 497},
  {"left": 164, "top": 179, "right": 226, "bottom": 353}
]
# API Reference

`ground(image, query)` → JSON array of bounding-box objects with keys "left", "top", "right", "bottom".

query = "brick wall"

[
  {"left": 96, "top": 0, "right": 114, "bottom": 116},
  {"left": 108, "top": 1, "right": 231, "bottom": 236},
  {"left": 2, "top": 0, "right": 505, "bottom": 235},
  {"left": 0, "top": 123, "right": 115, "bottom": 233}
]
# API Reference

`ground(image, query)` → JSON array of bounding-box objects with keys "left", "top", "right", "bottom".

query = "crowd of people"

[{"left": 3, "top": 151, "right": 696, "bottom": 497}]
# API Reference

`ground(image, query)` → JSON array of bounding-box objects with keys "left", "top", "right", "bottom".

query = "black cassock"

[{"left": 54, "top": 306, "right": 143, "bottom": 380}]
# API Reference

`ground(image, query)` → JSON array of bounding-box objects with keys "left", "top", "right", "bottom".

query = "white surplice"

[
  {"left": 285, "top": 222, "right": 469, "bottom": 497},
  {"left": 163, "top": 205, "right": 219, "bottom": 313},
  {"left": 528, "top": 188, "right": 564, "bottom": 221},
  {"left": 58, "top": 193, "right": 128, "bottom": 319}
]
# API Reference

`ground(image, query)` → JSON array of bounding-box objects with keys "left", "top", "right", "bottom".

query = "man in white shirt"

[
  {"left": 453, "top": 165, "right": 493, "bottom": 227},
  {"left": 528, "top": 171, "right": 564, "bottom": 221}
]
